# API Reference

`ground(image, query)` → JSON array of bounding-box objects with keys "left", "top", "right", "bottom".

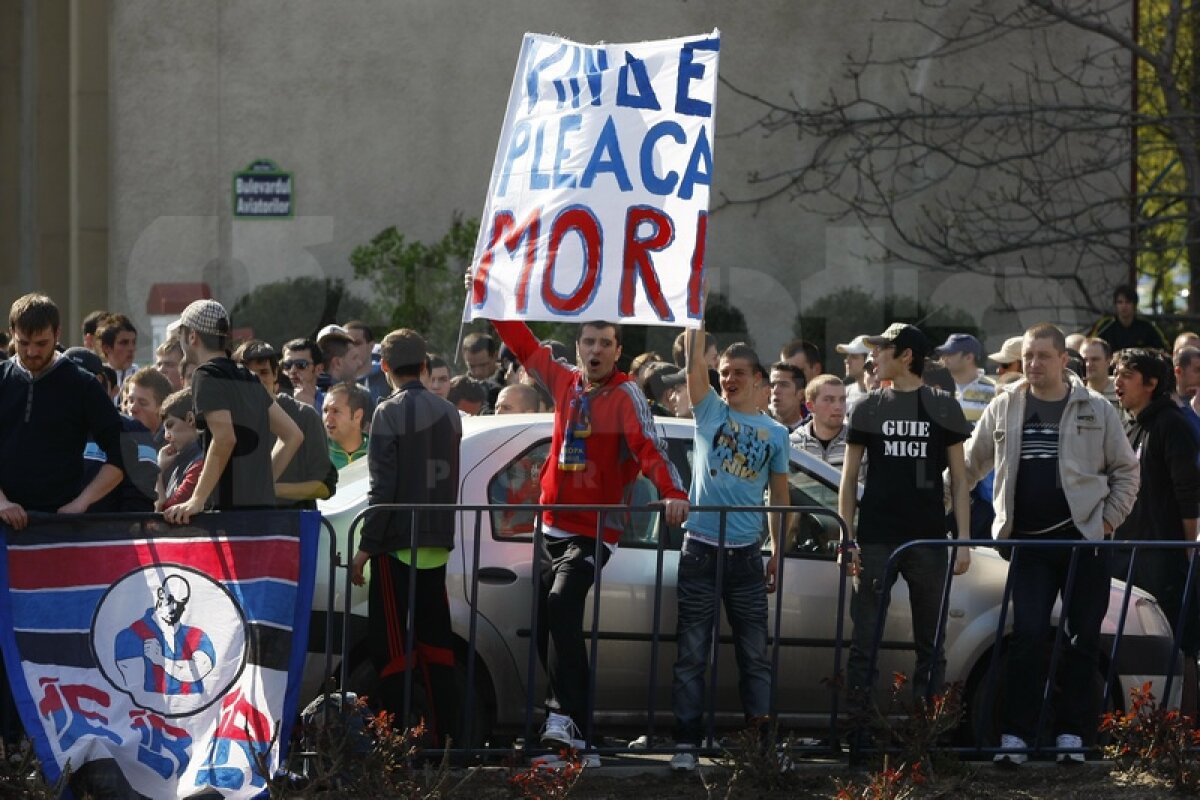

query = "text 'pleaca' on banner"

[{"left": 467, "top": 30, "right": 720, "bottom": 328}]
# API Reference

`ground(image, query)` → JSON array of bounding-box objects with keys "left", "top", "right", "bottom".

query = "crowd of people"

[{"left": 0, "top": 280, "right": 1197, "bottom": 769}]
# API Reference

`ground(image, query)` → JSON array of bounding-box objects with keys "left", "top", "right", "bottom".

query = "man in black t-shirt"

[
  {"left": 839, "top": 323, "right": 972, "bottom": 715},
  {"left": 963, "top": 323, "right": 1137, "bottom": 766},
  {"left": 162, "top": 300, "right": 304, "bottom": 524}
]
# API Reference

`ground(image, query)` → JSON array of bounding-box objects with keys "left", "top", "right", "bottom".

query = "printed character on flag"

[
  {"left": 114, "top": 574, "right": 216, "bottom": 696},
  {"left": 466, "top": 30, "right": 720, "bottom": 327},
  {"left": 0, "top": 511, "right": 319, "bottom": 800}
]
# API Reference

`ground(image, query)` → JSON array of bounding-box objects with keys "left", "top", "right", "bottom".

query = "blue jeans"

[
  {"left": 672, "top": 539, "right": 771, "bottom": 746},
  {"left": 848, "top": 542, "right": 950, "bottom": 706}
]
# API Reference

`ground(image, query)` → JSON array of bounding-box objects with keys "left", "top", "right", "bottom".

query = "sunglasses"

[{"left": 281, "top": 359, "right": 311, "bottom": 370}]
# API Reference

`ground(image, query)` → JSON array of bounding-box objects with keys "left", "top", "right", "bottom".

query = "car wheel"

[{"left": 346, "top": 654, "right": 496, "bottom": 750}]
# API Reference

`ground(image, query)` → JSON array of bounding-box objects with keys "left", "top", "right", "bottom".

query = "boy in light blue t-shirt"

[{"left": 669, "top": 320, "right": 790, "bottom": 772}]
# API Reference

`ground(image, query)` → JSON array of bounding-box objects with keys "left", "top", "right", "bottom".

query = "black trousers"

[
  {"left": 1002, "top": 530, "right": 1110, "bottom": 742},
  {"left": 367, "top": 555, "right": 459, "bottom": 747},
  {"left": 536, "top": 535, "right": 611, "bottom": 721}
]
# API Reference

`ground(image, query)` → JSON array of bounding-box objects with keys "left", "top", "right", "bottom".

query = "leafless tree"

[{"left": 720, "top": 0, "right": 1200, "bottom": 317}]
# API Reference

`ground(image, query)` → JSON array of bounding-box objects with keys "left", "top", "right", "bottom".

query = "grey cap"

[{"left": 179, "top": 299, "right": 230, "bottom": 337}]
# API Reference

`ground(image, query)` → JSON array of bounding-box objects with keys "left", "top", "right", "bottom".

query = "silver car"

[{"left": 305, "top": 413, "right": 1177, "bottom": 742}]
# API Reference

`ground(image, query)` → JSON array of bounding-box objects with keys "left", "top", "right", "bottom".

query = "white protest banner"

[{"left": 467, "top": 30, "right": 719, "bottom": 328}]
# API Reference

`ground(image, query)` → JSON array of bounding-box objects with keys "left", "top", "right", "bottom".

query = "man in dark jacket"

[
  {"left": 1089, "top": 284, "right": 1169, "bottom": 352},
  {"left": 0, "top": 294, "right": 125, "bottom": 529},
  {"left": 350, "top": 329, "right": 461, "bottom": 746},
  {"left": 1113, "top": 349, "right": 1200, "bottom": 661}
]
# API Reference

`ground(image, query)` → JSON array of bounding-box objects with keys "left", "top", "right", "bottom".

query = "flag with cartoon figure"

[
  {"left": 467, "top": 30, "right": 720, "bottom": 328},
  {"left": 0, "top": 511, "right": 319, "bottom": 798}
]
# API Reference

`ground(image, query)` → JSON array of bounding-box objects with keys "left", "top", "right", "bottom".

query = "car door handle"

[{"left": 477, "top": 567, "right": 519, "bottom": 585}]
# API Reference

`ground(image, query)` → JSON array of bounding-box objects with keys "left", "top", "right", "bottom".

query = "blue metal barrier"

[
  {"left": 862, "top": 537, "right": 1195, "bottom": 763},
  {"left": 338, "top": 502, "right": 851, "bottom": 762}
]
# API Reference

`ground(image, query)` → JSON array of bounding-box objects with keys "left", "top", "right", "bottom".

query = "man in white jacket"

[{"left": 962, "top": 323, "right": 1138, "bottom": 767}]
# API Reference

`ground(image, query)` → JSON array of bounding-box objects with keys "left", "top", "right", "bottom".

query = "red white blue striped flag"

[{"left": 0, "top": 511, "right": 319, "bottom": 798}]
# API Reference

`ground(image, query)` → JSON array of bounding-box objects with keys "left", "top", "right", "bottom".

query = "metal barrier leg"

[
  {"left": 703, "top": 513, "right": 729, "bottom": 751},
  {"left": 976, "top": 542, "right": 1018, "bottom": 756},
  {"left": 463, "top": 509, "right": 484, "bottom": 761},
  {"left": 523, "top": 514, "right": 545, "bottom": 752},
  {"left": 644, "top": 508, "right": 668, "bottom": 746},
  {"left": 585, "top": 516, "right": 606, "bottom": 753}
]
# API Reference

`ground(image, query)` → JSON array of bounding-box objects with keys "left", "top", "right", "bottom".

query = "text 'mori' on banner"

[{"left": 467, "top": 30, "right": 720, "bottom": 329}]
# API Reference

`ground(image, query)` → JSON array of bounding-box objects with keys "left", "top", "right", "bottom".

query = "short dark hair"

[
  {"left": 769, "top": 361, "right": 807, "bottom": 391},
  {"left": 720, "top": 342, "right": 762, "bottom": 373},
  {"left": 921, "top": 362, "right": 955, "bottom": 393},
  {"left": 97, "top": 314, "right": 137, "bottom": 349},
  {"left": 320, "top": 336, "right": 350, "bottom": 366},
  {"left": 579, "top": 321, "right": 621, "bottom": 346},
  {"left": 780, "top": 339, "right": 822, "bottom": 369},
  {"left": 131, "top": 366, "right": 174, "bottom": 406},
  {"left": 1114, "top": 348, "right": 1174, "bottom": 399},
  {"left": 82, "top": 309, "right": 109, "bottom": 338},
  {"left": 428, "top": 353, "right": 449, "bottom": 372},
  {"left": 160, "top": 388, "right": 193, "bottom": 421},
  {"left": 178, "top": 324, "right": 226, "bottom": 354},
  {"left": 9, "top": 293, "right": 60, "bottom": 334},
  {"left": 447, "top": 374, "right": 486, "bottom": 405},
  {"left": 462, "top": 332, "right": 497, "bottom": 356},
  {"left": 1113, "top": 284, "right": 1138, "bottom": 305},
  {"left": 283, "top": 338, "right": 323, "bottom": 366},
  {"left": 326, "top": 381, "right": 372, "bottom": 429},
  {"left": 380, "top": 329, "right": 428, "bottom": 377},
  {"left": 233, "top": 338, "right": 279, "bottom": 367},
  {"left": 343, "top": 320, "right": 375, "bottom": 343},
  {"left": 1025, "top": 323, "right": 1066, "bottom": 354},
  {"left": 672, "top": 330, "right": 716, "bottom": 367}
]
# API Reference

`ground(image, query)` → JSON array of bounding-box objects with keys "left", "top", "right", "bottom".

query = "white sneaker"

[
  {"left": 628, "top": 734, "right": 650, "bottom": 749},
  {"left": 993, "top": 733, "right": 1028, "bottom": 767},
  {"left": 1056, "top": 733, "right": 1085, "bottom": 765},
  {"left": 670, "top": 744, "right": 697, "bottom": 772},
  {"left": 540, "top": 712, "right": 579, "bottom": 748}
]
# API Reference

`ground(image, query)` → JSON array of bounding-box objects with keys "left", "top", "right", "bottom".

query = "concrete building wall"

[
  {"left": 99, "top": 1, "right": 1126, "bottom": 362},
  {"left": 1, "top": 0, "right": 108, "bottom": 344}
]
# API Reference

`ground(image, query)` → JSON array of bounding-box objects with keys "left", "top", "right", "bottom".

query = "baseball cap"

[
  {"left": 988, "top": 336, "right": 1024, "bottom": 365},
  {"left": 863, "top": 323, "right": 930, "bottom": 359},
  {"left": 934, "top": 333, "right": 982, "bottom": 360},
  {"left": 179, "top": 299, "right": 230, "bottom": 337},
  {"left": 641, "top": 361, "right": 687, "bottom": 402},
  {"left": 62, "top": 346, "right": 103, "bottom": 377},
  {"left": 316, "top": 324, "right": 353, "bottom": 344},
  {"left": 835, "top": 335, "right": 872, "bottom": 355}
]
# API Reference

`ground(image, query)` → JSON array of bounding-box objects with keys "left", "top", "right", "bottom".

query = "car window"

[
  {"left": 618, "top": 436, "right": 693, "bottom": 550},
  {"left": 488, "top": 440, "right": 549, "bottom": 539},
  {"left": 782, "top": 461, "right": 843, "bottom": 559}
]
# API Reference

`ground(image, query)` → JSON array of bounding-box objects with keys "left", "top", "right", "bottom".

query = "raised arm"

[{"left": 685, "top": 320, "right": 710, "bottom": 408}]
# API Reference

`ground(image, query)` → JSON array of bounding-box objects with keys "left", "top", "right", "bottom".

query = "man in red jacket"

[{"left": 492, "top": 319, "right": 689, "bottom": 759}]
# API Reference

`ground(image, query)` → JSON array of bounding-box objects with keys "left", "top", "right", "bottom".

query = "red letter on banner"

[
  {"left": 687, "top": 210, "right": 707, "bottom": 318},
  {"left": 621, "top": 206, "right": 675, "bottom": 320},
  {"left": 541, "top": 206, "right": 602, "bottom": 314},
  {"left": 473, "top": 208, "right": 542, "bottom": 312}
]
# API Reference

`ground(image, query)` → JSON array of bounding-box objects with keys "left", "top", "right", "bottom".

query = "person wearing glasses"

[{"left": 281, "top": 338, "right": 324, "bottom": 410}]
